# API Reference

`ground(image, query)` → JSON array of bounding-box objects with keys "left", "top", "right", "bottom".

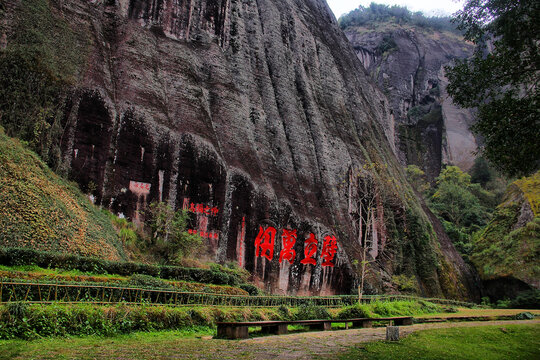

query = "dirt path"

[{"left": 232, "top": 320, "right": 540, "bottom": 359}]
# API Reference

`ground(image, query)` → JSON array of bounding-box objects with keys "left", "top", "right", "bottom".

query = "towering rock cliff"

[
  {"left": 0, "top": 0, "right": 479, "bottom": 299},
  {"left": 344, "top": 23, "right": 477, "bottom": 179}
]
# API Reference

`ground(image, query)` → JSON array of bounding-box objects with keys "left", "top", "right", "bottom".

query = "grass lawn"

[
  {"left": 339, "top": 324, "right": 540, "bottom": 360},
  {"left": 419, "top": 307, "right": 540, "bottom": 318},
  {"left": 0, "top": 323, "right": 538, "bottom": 360}
]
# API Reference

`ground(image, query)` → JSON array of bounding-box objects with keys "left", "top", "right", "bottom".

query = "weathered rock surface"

[
  {"left": 345, "top": 24, "right": 477, "bottom": 179},
  {"left": 1, "top": 0, "right": 479, "bottom": 298}
]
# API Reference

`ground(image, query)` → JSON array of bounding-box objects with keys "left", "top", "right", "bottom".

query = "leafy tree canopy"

[
  {"left": 338, "top": 2, "right": 459, "bottom": 33},
  {"left": 446, "top": 0, "right": 540, "bottom": 177}
]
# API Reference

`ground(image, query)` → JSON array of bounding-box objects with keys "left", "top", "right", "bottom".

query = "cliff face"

[
  {"left": 1, "top": 0, "right": 479, "bottom": 298},
  {"left": 345, "top": 24, "right": 477, "bottom": 179}
]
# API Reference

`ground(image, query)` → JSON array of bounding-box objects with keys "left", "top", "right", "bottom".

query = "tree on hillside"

[
  {"left": 429, "top": 166, "right": 494, "bottom": 258},
  {"left": 446, "top": 0, "right": 540, "bottom": 177}
]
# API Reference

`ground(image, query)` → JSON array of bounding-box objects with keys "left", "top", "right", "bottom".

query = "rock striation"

[
  {"left": 1, "top": 0, "right": 479, "bottom": 298},
  {"left": 345, "top": 24, "right": 477, "bottom": 179}
]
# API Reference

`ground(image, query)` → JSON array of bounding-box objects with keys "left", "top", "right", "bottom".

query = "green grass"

[
  {"left": 0, "top": 324, "right": 537, "bottom": 360},
  {"left": 338, "top": 324, "right": 540, "bottom": 360}
]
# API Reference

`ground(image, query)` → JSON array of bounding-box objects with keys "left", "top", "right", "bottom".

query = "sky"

[{"left": 326, "top": 0, "right": 465, "bottom": 18}]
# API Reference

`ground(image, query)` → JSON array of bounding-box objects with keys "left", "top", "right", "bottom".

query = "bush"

[
  {"left": 337, "top": 304, "right": 373, "bottom": 319},
  {"left": 0, "top": 247, "right": 242, "bottom": 286},
  {"left": 510, "top": 290, "right": 540, "bottom": 309},
  {"left": 128, "top": 274, "right": 172, "bottom": 290},
  {"left": 294, "top": 304, "right": 331, "bottom": 320},
  {"left": 239, "top": 283, "right": 260, "bottom": 296},
  {"left": 338, "top": 300, "right": 441, "bottom": 319},
  {"left": 277, "top": 305, "right": 292, "bottom": 320}
]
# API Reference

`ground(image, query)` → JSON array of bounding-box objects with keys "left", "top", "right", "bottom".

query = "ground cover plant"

[
  {"left": 339, "top": 324, "right": 540, "bottom": 360},
  {"left": 0, "top": 300, "right": 448, "bottom": 340},
  {"left": 0, "top": 130, "right": 125, "bottom": 261},
  {"left": 0, "top": 265, "right": 249, "bottom": 295},
  {"left": 0, "top": 247, "right": 243, "bottom": 286},
  {"left": 337, "top": 300, "right": 443, "bottom": 319}
]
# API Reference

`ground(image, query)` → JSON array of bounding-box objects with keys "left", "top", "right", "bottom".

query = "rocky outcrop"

[
  {"left": 345, "top": 25, "right": 477, "bottom": 179},
  {"left": 1, "top": 0, "right": 479, "bottom": 298},
  {"left": 471, "top": 172, "right": 540, "bottom": 292}
]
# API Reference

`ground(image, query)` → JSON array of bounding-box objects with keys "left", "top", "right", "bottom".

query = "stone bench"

[{"left": 216, "top": 316, "right": 413, "bottom": 339}]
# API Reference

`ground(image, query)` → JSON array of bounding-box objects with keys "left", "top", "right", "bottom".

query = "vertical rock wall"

[
  {"left": 345, "top": 27, "right": 478, "bottom": 179},
  {"left": 5, "top": 0, "right": 480, "bottom": 298}
]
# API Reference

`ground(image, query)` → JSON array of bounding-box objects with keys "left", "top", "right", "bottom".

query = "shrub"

[
  {"left": 277, "top": 305, "right": 292, "bottom": 320},
  {"left": 337, "top": 304, "right": 373, "bottom": 319},
  {"left": 0, "top": 247, "right": 242, "bottom": 286},
  {"left": 128, "top": 274, "right": 172, "bottom": 290},
  {"left": 510, "top": 290, "right": 540, "bottom": 309},
  {"left": 294, "top": 304, "right": 331, "bottom": 320},
  {"left": 239, "top": 283, "right": 260, "bottom": 296}
]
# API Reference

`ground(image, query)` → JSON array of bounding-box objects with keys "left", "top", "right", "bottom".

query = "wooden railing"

[{"left": 0, "top": 281, "right": 477, "bottom": 308}]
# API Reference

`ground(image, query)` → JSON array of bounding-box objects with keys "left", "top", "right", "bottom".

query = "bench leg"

[
  {"left": 361, "top": 320, "right": 373, "bottom": 328},
  {"left": 403, "top": 318, "right": 413, "bottom": 325},
  {"left": 218, "top": 325, "right": 249, "bottom": 339},
  {"left": 395, "top": 318, "right": 413, "bottom": 326},
  {"left": 276, "top": 324, "right": 289, "bottom": 335},
  {"left": 262, "top": 325, "right": 288, "bottom": 335},
  {"left": 309, "top": 322, "right": 331, "bottom": 331}
]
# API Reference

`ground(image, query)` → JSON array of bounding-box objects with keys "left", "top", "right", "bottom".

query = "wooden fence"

[{"left": 0, "top": 281, "right": 476, "bottom": 308}]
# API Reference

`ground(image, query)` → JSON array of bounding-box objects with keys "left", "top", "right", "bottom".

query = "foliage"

[
  {"left": 469, "top": 157, "right": 494, "bottom": 187},
  {"left": 405, "top": 165, "right": 429, "bottom": 193},
  {"left": 337, "top": 300, "right": 441, "bottom": 319},
  {"left": 128, "top": 274, "right": 173, "bottom": 290},
  {"left": 0, "top": 131, "right": 126, "bottom": 260},
  {"left": 146, "top": 202, "right": 202, "bottom": 263},
  {"left": 497, "top": 290, "right": 540, "bottom": 310},
  {"left": 104, "top": 210, "right": 140, "bottom": 244},
  {"left": 428, "top": 166, "right": 494, "bottom": 259},
  {"left": 0, "top": 304, "right": 281, "bottom": 339},
  {"left": 338, "top": 3, "right": 459, "bottom": 34},
  {"left": 391, "top": 274, "right": 419, "bottom": 293},
  {"left": 294, "top": 304, "right": 331, "bottom": 320},
  {"left": 435, "top": 166, "right": 472, "bottom": 188},
  {"left": 471, "top": 172, "right": 540, "bottom": 283},
  {"left": 238, "top": 283, "right": 260, "bottom": 296},
  {"left": 431, "top": 182, "right": 486, "bottom": 228},
  {"left": 337, "top": 304, "right": 374, "bottom": 319},
  {"left": 339, "top": 324, "right": 540, "bottom": 360},
  {"left": 0, "top": 0, "right": 87, "bottom": 169},
  {"left": 0, "top": 247, "right": 242, "bottom": 286},
  {"left": 513, "top": 172, "right": 540, "bottom": 216},
  {"left": 446, "top": 0, "right": 540, "bottom": 177}
]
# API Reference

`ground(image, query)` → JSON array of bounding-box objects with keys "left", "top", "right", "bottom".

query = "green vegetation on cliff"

[
  {"left": 0, "top": 0, "right": 87, "bottom": 169},
  {"left": 338, "top": 3, "right": 459, "bottom": 34},
  {"left": 471, "top": 172, "right": 539, "bottom": 284},
  {"left": 0, "top": 129, "right": 126, "bottom": 260}
]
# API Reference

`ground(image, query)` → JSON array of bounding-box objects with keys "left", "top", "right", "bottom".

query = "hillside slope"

[{"left": 0, "top": 128, "right": 126, "bottom": 261}]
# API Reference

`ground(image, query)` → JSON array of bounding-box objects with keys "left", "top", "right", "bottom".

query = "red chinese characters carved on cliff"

[
  {"left": 279, "top": 229, "right": 297, "bottom": 264},
  {"left": 300, "top": 233, "right": 318, "bottom": 265},
  {"left": 182, "top": 198, "right": 219, "bottom": 216},
  {"left": 255, "top": 226, "right": 277, "bottom": 261},
  {"left": 321, "top": 235, "right": 338, "bottom": 267},
  {"left": 255, "top": 227, "right": 337, "bottom": 267}
]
